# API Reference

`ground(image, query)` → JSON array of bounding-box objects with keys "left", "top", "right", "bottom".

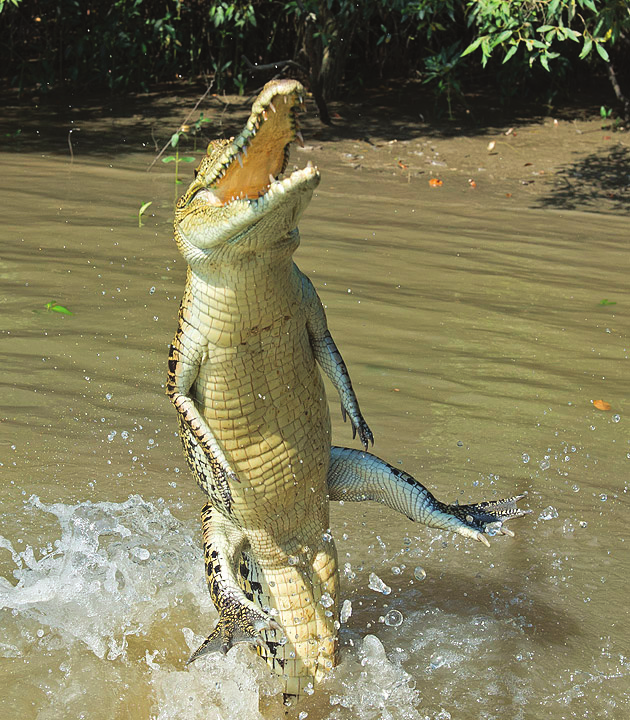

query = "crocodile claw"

[
  {"left": 187, "top": 607, "right": 283, "bottom": 664},
  {"left": 447, "top": 493, "right": 531, "bottom": 545},
  {"left": 341, "top": 404, "right": 374, "bottom": 450}
]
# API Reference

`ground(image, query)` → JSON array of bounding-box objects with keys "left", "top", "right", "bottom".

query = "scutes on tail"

[{"left": 167, "top": 78, "right": 530, "bottom": 702}]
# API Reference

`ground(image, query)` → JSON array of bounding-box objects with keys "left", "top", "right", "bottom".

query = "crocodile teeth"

[
  {"left": 296, "top": 130, "right": 304, "bottom": 148},
  {"left": 269, "top": 101, "right": 276, "bottom": 114},
  {"left": 237, "top": 153, "right": 244, "bottom": 168}
]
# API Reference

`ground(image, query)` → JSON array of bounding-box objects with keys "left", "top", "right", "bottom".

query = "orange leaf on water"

[
  {"left": 397, "top": 160, "right": 408, "bottom": 169},
  {"left": 593, "top": 399, "right": 612, "bottom": 411},
  {"left": 429, "top": 178, "right": 443, "bottom": 187}
]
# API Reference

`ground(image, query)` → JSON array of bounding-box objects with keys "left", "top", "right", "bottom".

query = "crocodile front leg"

[
  {"left": 300, "top": 270, "right": 374, "bottom": 449},
  {"left": 188, "top": 503, "right": 281, "bottom": 663},
  {"left": 327, "top": 447, "right": 530, "bottom": 544},
  {"left": 167, "top": 316, "right": 238, "bottom": 493}
]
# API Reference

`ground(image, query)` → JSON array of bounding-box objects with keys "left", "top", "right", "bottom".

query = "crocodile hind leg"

[
  {"left": 187, "top": 503, "right": 281, "bottom": 663},
  {"left": 327, "top": 447, "right": 530, "bottom": 542}
]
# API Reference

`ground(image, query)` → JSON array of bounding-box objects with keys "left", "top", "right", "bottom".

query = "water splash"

[{"left": 0, "top": 494, "right": 202, "bottom": 661}]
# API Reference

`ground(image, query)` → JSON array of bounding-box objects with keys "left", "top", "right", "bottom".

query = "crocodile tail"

[{"left": 240, "top": 543, "right": 340, "bottom": 698}]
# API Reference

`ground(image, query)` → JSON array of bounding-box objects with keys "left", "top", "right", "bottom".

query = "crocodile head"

[{"left": 174, "top": 79, "right": 320, "bottom": 262}]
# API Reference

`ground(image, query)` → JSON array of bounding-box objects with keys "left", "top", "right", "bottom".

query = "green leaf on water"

[
  {"left": 599, "top": 299, "right": 616, "bottom": 306},
  {"left": 46, "top": 301, "right": 73, "bottom": 315},
  {"left": 138, "top": 201, "right": 153, "bottom": 227}
]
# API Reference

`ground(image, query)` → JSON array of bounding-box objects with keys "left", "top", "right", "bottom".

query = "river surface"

[{"left": 1, "top": 109, "right": 629, "bottom": 720}]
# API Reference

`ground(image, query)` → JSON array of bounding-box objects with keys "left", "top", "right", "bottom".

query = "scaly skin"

[{"left": 167, "top": 79, "right": 529, "bottom": 700}]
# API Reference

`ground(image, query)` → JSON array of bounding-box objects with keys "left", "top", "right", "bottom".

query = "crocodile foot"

[
  {"left": 187, "top": 604, "right": 282, "bottom": 664},
  {"left": 447, "top": 493, "right": 531, "bottom": 547},
  {"left": 340, "top": 405, "right": 374, "bottom": 450}
]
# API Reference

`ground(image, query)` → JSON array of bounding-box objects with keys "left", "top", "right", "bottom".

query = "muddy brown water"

[{"left": 1, "top": 94, "right": 629, "bottom": 719}]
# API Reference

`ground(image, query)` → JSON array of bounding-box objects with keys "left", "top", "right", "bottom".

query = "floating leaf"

[
  {"left": 593, "top": 399, "right": 611, "bottom": 411},
  {"left": 138, "top": 201, "right": 153, "bottom": 227},
  {"left": 46, "top": 301, "right": 73, "bottom": 315},
  {"left": 428, "top": 178, "right": 443, "bottom": 187},
  {"left": 599, "top": 299, "right": 616, "bottom": 306},
  {"left": 397, "top": 160, "right": 408, "bottom": 169}
]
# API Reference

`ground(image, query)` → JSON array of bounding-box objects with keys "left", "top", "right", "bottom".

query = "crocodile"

[{"left": 167, "top": 79, "right": 529, "bottom": 700}]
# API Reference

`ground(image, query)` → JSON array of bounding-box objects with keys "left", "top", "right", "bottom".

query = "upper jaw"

[{"left": 182, "top": 79, "right": 312, "bottom": 208}]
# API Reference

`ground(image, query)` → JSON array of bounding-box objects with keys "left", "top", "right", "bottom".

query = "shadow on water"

[{"left": 533, "top": 143, "right": 630, "bottom": 215}]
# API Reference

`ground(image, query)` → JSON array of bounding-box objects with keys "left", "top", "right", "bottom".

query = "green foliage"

[
  {"left": 461, "top": 0, "right": 628, "bottom": 71},
  {"left": 162, "top": 129, "right": 196, "bottom": 191},
  {"left": 422, "top": 43, "right": 463, "bottom": 118},
  {"left": 0, "top": 0, "right": 21, "bottom": 11},
  {"left": 0, "top": 0, "right": 628, "bottom": 118}
]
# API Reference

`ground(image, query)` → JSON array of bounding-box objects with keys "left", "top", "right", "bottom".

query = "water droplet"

[
  {"left": 130, "top": 547, "right": 150, "bottom": 561},
  {"left": 319, "top": 592, "right": 334, "bottom": 608},
  {"left": 539, "top": 506, "right": 558, "bottom": 520},
  {"left": 384, "top": 610, "right": 403, "bottom": 627},
  {"left": 613, "top": 414, "right": 621, "bottom": 423},
  {"left": 368, "top": 572, "right": 391, "bottom": 595},
  {"left": 340, "top": 599, "right": 352, "bottom": 623},
  {"left": 149, "top": 286, "right": 156, "bottom": 294},
  {"left": 288, "top": 555, "right": 299, "bottom": 566},
  {"left": 413, "top": 566, "right": 427, "bottom": 581},
  {"left": 522, "top": 453, "right": 530, "bottom": 464}
]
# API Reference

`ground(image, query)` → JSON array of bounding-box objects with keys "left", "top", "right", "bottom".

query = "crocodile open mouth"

[{"left": 194, "top": 80, "right": 317, "bottom": 208}]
